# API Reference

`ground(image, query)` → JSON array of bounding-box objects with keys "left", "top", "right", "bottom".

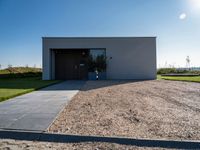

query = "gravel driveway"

[{"left": 48, "top": 80, "right": 200, "bottom": 140}]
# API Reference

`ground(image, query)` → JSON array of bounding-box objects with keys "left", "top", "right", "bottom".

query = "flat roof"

[{"left": 42, "top": 36, "right": 156, "bottom": 39}]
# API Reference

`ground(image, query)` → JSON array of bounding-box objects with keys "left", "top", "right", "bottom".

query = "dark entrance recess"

[{"left": 54, "top": 49, "right": 89, "bottom": 80}]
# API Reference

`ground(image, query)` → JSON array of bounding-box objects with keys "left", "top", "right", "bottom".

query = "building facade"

[{"left": 42, "top": 37, "right": 156, "bottom": 80}]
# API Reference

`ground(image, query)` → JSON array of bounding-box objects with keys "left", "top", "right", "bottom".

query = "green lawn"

[
  {"left": 157, "top": 75, "right": 200, "bottom": 83},
  {"left": 0, "top": 77, "right": 60, "bottom": 102}
]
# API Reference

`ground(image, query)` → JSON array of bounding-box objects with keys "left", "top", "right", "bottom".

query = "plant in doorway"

[{"left": 88, "top": 54, "right": 106, "bottom": 80}]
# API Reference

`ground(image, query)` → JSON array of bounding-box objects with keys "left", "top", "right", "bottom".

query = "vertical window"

[{"left": 88, "top": 49, "right": 106, "bottom": 72}]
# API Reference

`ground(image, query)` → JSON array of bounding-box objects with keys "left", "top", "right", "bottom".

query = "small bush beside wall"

[{"left": 157, "top": 68, "right": 176, "bottom": 74}]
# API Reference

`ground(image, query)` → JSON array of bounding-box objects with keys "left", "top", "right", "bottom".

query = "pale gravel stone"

[
  {"left": 0, "top": 139, "right": 168, "bottom": 150},
  {"left": 48, "top": 80, "right": 200, "bottom": 140}
]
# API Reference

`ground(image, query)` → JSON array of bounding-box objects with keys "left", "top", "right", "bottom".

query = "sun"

[{"left": 179, "top": 13, "right": 187, "bottom": 20}]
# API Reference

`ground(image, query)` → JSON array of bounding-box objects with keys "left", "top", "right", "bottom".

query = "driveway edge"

[{"left": 0, "top": 130, "right": 199, "bottom": 149}]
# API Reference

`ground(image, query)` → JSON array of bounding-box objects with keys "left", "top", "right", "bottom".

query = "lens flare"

[{"left": 179, "top": 13, "right": 187, "bottom": 20}]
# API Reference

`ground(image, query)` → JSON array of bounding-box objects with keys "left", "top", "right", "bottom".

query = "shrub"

[
  {"left": 88, "top": 54, "right": 106, "bottom": 72},
  {"left": 0, "top": 67, "right": 42, "bottom": 79},
  {"left": 157, "top": 68, "right": 176, "bottom": 74},
  {"left": 190, "top": 70, "right": 200, "bottom": 74},
  {"left": 157, "top": 68, "right": 200, "bottom": 75}
]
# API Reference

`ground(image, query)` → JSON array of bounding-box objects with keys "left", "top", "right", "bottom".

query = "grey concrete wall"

[{"left": 42, "top": 37, "right": 156, "bottom": 80}]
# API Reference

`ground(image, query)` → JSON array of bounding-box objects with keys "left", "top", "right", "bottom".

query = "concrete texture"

[{"left": 0, "top": 81, "right": 85, "bottom": 131}]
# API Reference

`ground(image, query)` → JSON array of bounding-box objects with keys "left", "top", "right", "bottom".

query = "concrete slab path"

[{"left": 0, "top": 81, "right": 85, "bottom": 131}]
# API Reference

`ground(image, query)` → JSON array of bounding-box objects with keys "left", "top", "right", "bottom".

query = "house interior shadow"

[
  {"left": 39, "top": 79, "right": 152, "bottom": 91},
  {"left": 79, "top": 79, "right": 151, "bottom": 91}
]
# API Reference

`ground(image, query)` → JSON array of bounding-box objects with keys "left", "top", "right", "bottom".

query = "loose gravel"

[
  {"left": 0, "top": 139, "right": 169, "bottom": 150},
  {"left": 48, "top": 80, "right": 200, "bottom": 140}
]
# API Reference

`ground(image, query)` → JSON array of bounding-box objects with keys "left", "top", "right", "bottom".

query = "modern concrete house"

[{"left": 42, "top": 37, "right": 156, "bottom": 80}]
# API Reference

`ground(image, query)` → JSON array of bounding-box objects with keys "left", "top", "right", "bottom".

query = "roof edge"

[{"left": 42, "top": 36, "right": 157, "bottom": 39}]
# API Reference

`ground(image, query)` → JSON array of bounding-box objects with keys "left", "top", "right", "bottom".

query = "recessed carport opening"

[{"left": 51, "top": 49, "right": 106, "bottom": 80}]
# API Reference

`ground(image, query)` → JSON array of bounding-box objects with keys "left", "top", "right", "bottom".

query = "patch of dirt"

[
  {"left": 0, "top": 139, "right": 168, "bottom": 150},
  {"left": 48, "top": 80, "right": 200, "bottom": 140}
]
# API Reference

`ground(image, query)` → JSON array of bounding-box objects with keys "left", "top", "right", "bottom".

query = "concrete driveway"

[{"left": 0, "top": 81, "right": 85, "bottom": 132}]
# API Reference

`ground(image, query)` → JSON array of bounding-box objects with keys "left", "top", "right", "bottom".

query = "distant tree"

[
  {"left": 0, "top": 64, "right": 1, "bottom": 70},
  {"left": 164, "top": 61, "right": 168, "bottom": 68},
  {"left": 168, "top": 64, "right": 174, "bottom": 68},
  {"left": 8, "top": 64, "right": 12, "bottom": 68},
  {"left": 26, "top": 64, "right": 29, "bottom": 68},
  {"left": 186, "top": 56, "right": 191, "bottom": 70}
]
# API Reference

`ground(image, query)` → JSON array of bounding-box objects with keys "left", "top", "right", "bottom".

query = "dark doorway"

[{"left": 54, "top": 49, "right": 89, "bottom": 80}]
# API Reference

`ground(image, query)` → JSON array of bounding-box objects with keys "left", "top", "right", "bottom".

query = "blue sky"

[{"left": 0, "top": 0, "right": 200, "bottom": 68}]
